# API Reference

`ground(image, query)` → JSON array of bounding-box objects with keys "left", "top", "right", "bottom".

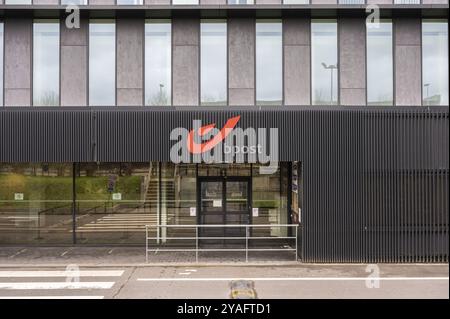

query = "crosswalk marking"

[
  {"left": 0, "top": 270, "right": 124, "bottom": 277},
  {"left": 0, "top": 282, "right": 115, "bottom": 290}
]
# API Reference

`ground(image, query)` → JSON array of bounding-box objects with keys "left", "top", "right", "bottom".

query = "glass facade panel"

[
  {"left": 422, "top": 20, "right": 449, "bottom": 106},
  {"left": 0, "top": 163, "right": 73, "bottom": 245},
  {"left": 201, "top": 20, "right": 227, "bottom": 106},
  {"left": 145, "top": 20, "right": 172, "bottom": 106},
  {"left": 367, "top": 21, "right": 393, "bottom": 106},
  {"left": 33, "top": 20, "right": 60, "bottom": 107},
  {"left": 311, "top": 20, "right": 338, "bottom": 105},
  {"left": 89, "top": 20, "right": 116, "bottom": 106},
  {"left": 256, "top": 21, "right": 283, "bottom": 105},
  {"left": 5, "top": 0, "right": 32, "bottom": 4}
]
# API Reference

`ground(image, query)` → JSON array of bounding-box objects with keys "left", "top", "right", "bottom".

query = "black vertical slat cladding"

[{"left": 0, "top": 107, "right": 448, "bottom": 263}]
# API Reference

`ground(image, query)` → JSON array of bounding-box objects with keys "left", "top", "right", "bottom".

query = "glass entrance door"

[{"left": 198, "top": 177, "right": 251, "bottom": 244}]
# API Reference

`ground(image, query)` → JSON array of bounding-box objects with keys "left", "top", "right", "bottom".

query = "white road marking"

[
  {"left": 8, "top": 249, "right": 27, "bottom": 259},
  {"left": 0, "top": 270, "right": 124, "bottom": 278},
  {"left": 137, "top": 277, "right": 449, "bottom": 282},
  {"left": 0, "top": 282, "right": 115, "bottom": 289},
  {"left": 0, "top": 296, "right": 105, "bottom": 299},
  {"left": 178, "top": 272, "right": 191, "bottom": 275},
  {"left": 185, "top": 269, "right": 197, "bottom": 272}
]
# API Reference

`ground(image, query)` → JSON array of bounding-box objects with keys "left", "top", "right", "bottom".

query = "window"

[
  {"left": 0, "top": 23, "right": 3, "bottom": 107},
  {"left": 366, "top": 21, "right": 393, "bottom": 106},
  {"left": 201, "top": 20, "right": 227, "bottom": 106},
  {"left": 89, "top": 20, "right": 116, "bottom": 106},
  {"left": 145, "top": 20, "right": 171, "bottom": 106},
  {"left": 4, "top": 0, "right": 32, "bottom": 4},
  {"left": 172, "top": 0, "right": 199, "bottom": 4},
  {"left": 422, "top": 20, "right": 449, "bottom": 106},
  {"left": 311, "top": 20, "right": 338, "bottom": 105},
  {"left": 33, "top": 20, "right": 60, "bottom": 107},
  {"left": 256, "top": 21, "right": 282, "bottom": 105},
  {"left": 228, "top": 0, "right": 254, "bottom": 3},
  {"left": 117, "top": 0, "right": 143, "bottom": 4}
]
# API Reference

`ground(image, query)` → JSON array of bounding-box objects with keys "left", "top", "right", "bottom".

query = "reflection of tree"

[
  {"left": 201, "top": 95, "right": 226, "bottom": 106},
  {"left": 36, "top": 91, "right": 58, "bottom": 106},
  {"left": 147, "top": 87, "right": 169, "bottom": 106}
]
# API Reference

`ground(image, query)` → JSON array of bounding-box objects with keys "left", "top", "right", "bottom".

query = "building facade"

[{"left": 0, "top": 1, "right": 448, "bottom": 263}]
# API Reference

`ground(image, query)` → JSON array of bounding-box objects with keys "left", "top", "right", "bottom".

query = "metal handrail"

[{"left": 145, "top": 224, "right": 299, "bottom": 263}]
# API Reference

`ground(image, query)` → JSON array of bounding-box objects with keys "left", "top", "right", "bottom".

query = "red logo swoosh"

[{"left": 187, "top": 115, "right": 241, "bottom": 154}]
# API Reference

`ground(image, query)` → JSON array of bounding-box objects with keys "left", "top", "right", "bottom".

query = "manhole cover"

[{"left": 229, "top": 280, "right": 257, "bottom": 299}]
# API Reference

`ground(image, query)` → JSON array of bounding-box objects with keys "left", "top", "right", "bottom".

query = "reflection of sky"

[
  {"left": 422, "top": 22, "right": 448, "bottom": 106},
  {"left": 312, "top": 21, "right": 338, "bottom": 105},
  {"left": 5, "top": 0, "right": 32, "bottom": 4},
  {"left": 145, "top": 22, "right": 171, "bottom": 106},
  {"left": 256, "top": 22, "right": 282, "bottom": 104},
  {"left": 367, "top": 22, "right": 393, "bottom": 105},
  {"left": 89, "top": 22, "right": 115, "bottom": 106},
  {"left": 33, "top": 22, "right": 59, "bottom": 106},
  {"left": 0, "top": 24, "right": 3, "bottom": 106},
  {"left": 201, "top": 22, "right": 227, "bottom": 105}
]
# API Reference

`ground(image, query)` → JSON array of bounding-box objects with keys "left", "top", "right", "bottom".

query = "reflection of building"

[{"left": 0, "top": 1, "right": 448, "bottom": 263}]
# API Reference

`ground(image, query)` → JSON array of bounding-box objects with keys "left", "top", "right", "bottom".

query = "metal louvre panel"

[{"left": 0, "top": 106, "right": 448, "bottom": 263}]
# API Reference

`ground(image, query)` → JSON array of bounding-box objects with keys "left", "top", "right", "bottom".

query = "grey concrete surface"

[{"left": 0, "top": 264, "right": 447, "bottom": 299}]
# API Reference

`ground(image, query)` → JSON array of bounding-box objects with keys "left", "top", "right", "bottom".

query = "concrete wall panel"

[
  {"left": 33, "top": 0, "right": 59, "bottom": 4},
  {"left": 228, "top": 18, "right": 255, "bottom": 104},
  {"left": 284, "top": 18, "right": 310, "bottom": 46},
  {"left": 395, "top": 46, "right": 422, "bottom": 106},
  {"left": 117, "top": 18, "right": 144, "bottom": 106},
  {"left": 145, "top": 0, "right": 171, "bottom": 4},
  {"left": 200, "top": 0, "right": 226, "bottom": 4},
  {"left": 4, "top": 19, "right": 32, "bottom": 106},
  {"left": 61, "top": 19, "right": 87, "bottom": 47},
  {"left": 173, "top": 45, "right": 199, "bottom": 106},
  {"left": 395, "top": 18, "right": 422, "bottom": 106},
  {"left": 367, "top": 0, "right": 392, "bottom": 3},
  {"left": 173, "top": 18, "right": 199, "bottom": 46},
  {"left": 284, "top": 45, "right": 310, "bottom": 106},
  {"left": 339, "top": 18, "right": 366, "bottom": 105},
  {"left": 311, "top": 0, "right": 337, "bottom": 4},
  {"left": 256, "top": 0, "right": 282, "bottom": 4},
  {"left": 341, "top": 89, "right": 366, "bottom": 106},
  {"left": 61, "top": 46, "right": 87, "bottom": 106},
  {"left": 88, "top": 0, "right": 115, "bottom": 4}
]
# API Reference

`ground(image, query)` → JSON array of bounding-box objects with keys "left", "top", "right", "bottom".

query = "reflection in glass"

[
  {"left": 422, "top": 20, "right": 449, "bottom": 106},
  {"left": 0, "top": 23, "right": 3, "bottom": 107},
  {"left": 145, "top": 21, "right": 171, "bottom": 106},
  {"left": 4, "top": 0, "right": 32, "bottom": 4},
  {"left": 256, "top": 21, "right": 282, "bottom": 105},
  {"left": 89, "top": 21, "right": 116, "bottom": 106},
  {"left": 311, "top": 20, "right": 338, "bottom": 105},
  {"left": 367, "top": 21, "right": 393, "bottom": 106},
  {"left": 0, "top": 163, "right": 73, "bottom": 245},
  {"left": 33, "top": 21, "right": 60, "bottom": 107},
  {"left": 201, "top": 21, "right": 227, "bottom": 106}
]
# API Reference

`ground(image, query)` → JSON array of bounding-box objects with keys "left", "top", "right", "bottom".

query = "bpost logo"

[{"left": 170, "top": 115, "right": 279, "bottom": 174}]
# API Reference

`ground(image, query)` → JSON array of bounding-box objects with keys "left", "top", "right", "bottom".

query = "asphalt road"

[{"left": 0, "top": 264, "right": 447, "bottom": 299}]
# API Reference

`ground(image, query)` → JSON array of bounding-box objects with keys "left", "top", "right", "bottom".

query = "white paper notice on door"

[
  {"left": 252, "top": 208, "right": 259, "bottom": 217},
  {"left": 190, "top": 207, "right": 196, "bottom": 217},
  {"left": 213, "top": 200, "right": 222, "bottom": 207}
]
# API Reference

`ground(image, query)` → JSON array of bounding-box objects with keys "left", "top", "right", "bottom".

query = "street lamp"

[
  {"left": 321, "top": 62, "right": 338, "bottom": 104},
  {"left": 424, "top": 83, "right": 430, "bottom": 105}
]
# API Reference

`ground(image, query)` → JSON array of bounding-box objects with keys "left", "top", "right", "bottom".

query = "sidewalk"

[{"left": 0, "top": 246, "right": 300, "bottom": 267}]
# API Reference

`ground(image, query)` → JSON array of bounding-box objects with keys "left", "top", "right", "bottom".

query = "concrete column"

[
  {"left": 200, "top": 0, "right": 226, "bottom": 4},
  {"left": 172, "top": 18, "right": 199, "bottom": 106},
  {"left": 117, "top": 18, "right": 144, "bottom": 106},
  {"left": 284, "top": 18, "right": 310, "bottom": 106},
  {"left": 422, "top": 0, "right": 448, "bottom": 4},
  {"left": 89, "top": 0, "right": 115, "bottom": 4},
  {"left": 367, "top": 0, "right": 393, "bottom": 3},
  {"left": 311, "top": 0, "right": 337, "bottom": 4},
  {"left": 33, "top": 0, "right": 59, "bottom": 4},
  {"left": 145, "top": 0, "right": 171, "bottom": 4},
  {"left": 61, "top": 19, "right": 88, "bottom": 106},
  {"left": 4, "top": 19, "right": 32, "bottom": 107},
  {"left": 394, "top": 18, "right": 422, "bottom": 106},
  {"left": 228, "top": 18, "right": 255, "bottom": 106},
  {"left": 256, "top": 0, "right": 281, "bottom": 3},
  {"left": 339, "top": 18, "right": 366, "bottom": 106}
]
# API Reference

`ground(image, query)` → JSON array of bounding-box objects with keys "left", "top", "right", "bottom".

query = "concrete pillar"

[
  {"left": 145, "top": 0, "right": 171, "bottom": 4},
  {"left": 117, "top": 18, "right": 144, "bottom": 106},
  {"left": 284, "top": 18, "right": 310, "bottom": 106},
  {"left": 61, "top": 19, "right": 88, "bottom": 106},
  {"left": 228, "top": 18, "right": 255, "bottom": 106},
  {"left": 33, "top": 0, "right": 59, "bottom": 4},
  {"left": 394, "top": 18, "right": 422, "bottom": 106},
  {"left": 89, "top": 0, "right": 115, "bottom": 4},
  {"left": 311, "top": 0, "right": 337, "bottom": 4},
  {"left": 256, "top": 0, "right": 281, "bottom": 3},
  {"left": 172, "top": 18, "right": 200, "bottom": 106},
  {"left": 4, "top": 19, "right": 32, "bottom": 107},
  {"left": 367, "top": 0, "right": 393, "bottom": 3},
  {"left": 339, "top": 18, "right": 366, "bottom": 106},
  {"left": 200, "top": 0, "right": 226, "bottom": 4}
]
